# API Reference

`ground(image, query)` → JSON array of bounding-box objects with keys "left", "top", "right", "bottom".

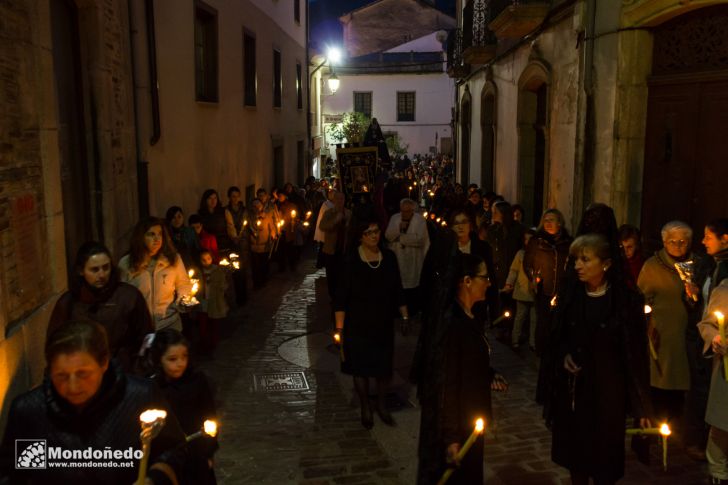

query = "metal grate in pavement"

[{"left": 253, "top": 372, "right": 309, "bottom": 392}]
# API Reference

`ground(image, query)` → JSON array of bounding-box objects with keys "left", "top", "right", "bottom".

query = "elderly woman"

[
  {"left": 385, "top": 198, "right": 430, "bottom": 317},
  {"left": 48, "top": 242, "right": 153, "bottom": 372},
  {"left": 549, "top": 234, "right": 653, "bottom": 485},
  {"left": 119, "top": 217, "right": 192, "bottom": 332},
  {"left": 334, "top": 218, "right": 408, "bottom": 429},
  {"left": 417, "top": 253, "right": 508, "bottom": 485},
  {"left": 0, "top": 321, "right": 186, "bottom": 483},
  {"left": 637, "top": 221, "right": 696, "bottom": 427}
]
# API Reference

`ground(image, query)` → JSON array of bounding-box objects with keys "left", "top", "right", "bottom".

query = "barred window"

[
  {"left": 353, "top": 92, "right": 372, "bottom": 118},
  {"left": 194, "top": 1, "right": 218, "bottom": 102},
  {"left": 397, "top": 92, "right": 415, "bottom": 122}
]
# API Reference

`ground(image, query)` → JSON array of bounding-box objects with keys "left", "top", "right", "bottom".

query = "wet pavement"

[{"left": 199, "top": 253, "right": 709, "bottom": 484}]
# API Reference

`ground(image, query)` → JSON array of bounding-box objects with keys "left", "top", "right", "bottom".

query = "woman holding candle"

[
  {"left": 119, "top": 217, "right": 192, "bottom": 332},
  {"left": 199, "top": 188, "right": 233, "bottom": 253},
  {"left": 48, "top": 241, "right": 153, "bottom": 373},
  {"left": 416, "top": 252, "right": 508, "bottom": 485},
  {"left": 334, "top": 217, "right": 408, "bottom": 429},
  {"left": 548, "top": 234, "right": 653, "bottom": 485},
  {"left": 697, "top": 218, "right": 728, "bottom": 484},
  {"left": 0, "top": 320, "right": 187, "bottom": 483}
]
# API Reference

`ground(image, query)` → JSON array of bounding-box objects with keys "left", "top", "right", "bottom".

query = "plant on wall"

[{"left": 385, "top": 132, "right": 409, "bottom": 157}]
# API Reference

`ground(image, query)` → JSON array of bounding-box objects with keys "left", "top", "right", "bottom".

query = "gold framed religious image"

[{"left": 336, "top": 145, "right": 378, "bottom": 198}]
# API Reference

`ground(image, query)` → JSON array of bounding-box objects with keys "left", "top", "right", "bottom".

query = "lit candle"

[
  {"left": 716, "top": 311, "right": 728, "bottom": 382},
  {"left": 423, "top": 211, "right": 428, "bottom": 219},
  {"left": 491, "top": 311, "right": 511, "bottom": 326},
  {"left": 333, "top": 332, "right": 341, "bottom": 344},
  {"left": 188, "top": 269, "right": 195, "bottom": 278},
  {"left": 305, "top": 211, "right": 312, "bottom": 219},
  {"left": 243, "top": 219, "right": 248, "bottom": 227},
  {"left": 436, "top": 217, "right": 441, "bottom": 223},
  {"left": 303, "top": 221, "right": 310, "bottom": 227},
  {"left": 441, "top": 221, "right": 447, "bottom": 227},
  {"left": 645, "top": 305, "right": 660, "bottom": 362},
  {"left": 137, "top": 410, "right": 167, "bottom": 485},
  {"left": 186, "top": 419, "right": 219, "bottom": 442},
  {"left": 256, "top": 220, "right": 262, "bottom": 227},
  {"left": 550, "top": 295, "right": 557, "bottom": 307},
  {"left": 437, "top": 418, "right": 485, "bottom": 485},
  {"left": 291, "top": 210, "right": 297, "bottom": 218},
  {"left": 219, "top": 259, "right": 230, "bottom": 267},
  {"left": 229, "top": 253, "right": 239, "bottom": 259},
  {"left": 232, "top": 261, "right": 240, "bottom": 270},
  {"left": 626, "top": 423, "right": 671, "bottom": 471}
]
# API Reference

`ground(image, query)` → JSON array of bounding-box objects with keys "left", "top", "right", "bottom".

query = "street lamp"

[{"left": 327, "top": 73, "right": 340, "bottom": 94}]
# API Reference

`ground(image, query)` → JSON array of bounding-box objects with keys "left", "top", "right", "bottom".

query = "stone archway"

[
  {"left": 517, "top": 61, "right": 550, "bottom": 227},
  {"left": 480, "top": 81, "right": 497, "bottom": 191}
]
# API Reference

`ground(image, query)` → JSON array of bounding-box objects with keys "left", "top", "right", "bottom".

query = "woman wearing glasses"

[{"left": 334, "top": 218, "right": 408, "bottom": 429}]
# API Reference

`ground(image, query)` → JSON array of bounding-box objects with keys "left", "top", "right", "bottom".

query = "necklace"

[
  {"left": 359, "top": 246, "right": 382, "bottom": 269},
  {"left": 586, "top": 282, "right": 609, "bottom": 297}
]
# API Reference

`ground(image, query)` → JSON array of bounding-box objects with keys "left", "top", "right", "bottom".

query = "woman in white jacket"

[{"left": 119, "top": 217, "right": 192, "bottom": 331}]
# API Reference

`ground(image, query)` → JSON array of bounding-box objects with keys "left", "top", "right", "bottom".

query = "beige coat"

[
  {"left": 118, "top": 254, "right": 192, "bottom": 331},
  {"left": 637, "top": 250, "right": 691, "bottom": 390},
  {"left": 505, "top": 249, "right": 534, "bottom": 302},
  {"left": 319, "top": 207, "right": 351, "bottom": 255},
  {"left": 384, "top": 212, "right": 430, "bottom": 289},
  {"left": 202, "top": 265, "right": 228, "bottom": 319},
  {"left": 698, "top": 279, "right": 728, "bottom": 431}
]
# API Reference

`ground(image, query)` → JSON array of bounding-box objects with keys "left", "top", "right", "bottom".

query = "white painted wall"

[
  {"left": 147, "top": 0, "right": 307, "bottom": 217},
  {"left": 322, "top": 73, "right": 454, "bottom": 157},
  {"left": 385, "top": 31, "right": 446, "bottom": 53}
]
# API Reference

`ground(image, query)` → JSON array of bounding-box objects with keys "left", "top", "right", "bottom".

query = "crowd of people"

[{"left": 2, "top": 149, "right": 728, "bottom": 485}]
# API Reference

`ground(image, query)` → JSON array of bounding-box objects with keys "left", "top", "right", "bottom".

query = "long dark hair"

[
  {"left": 492, "top": 201, "right": 514, "bottom": 227},
  {"left": 165, "top": 206, "right": 183, "bottom": 224},
  {"left": 707, "top": 218, "right": 728, "bottom": 239},
  {"left": 71, "top": 241, "right": 119, "bottom": 295},
  {"left": 198, "top": 189, "right": 222, "bottom": 215},
  {"left": 149, "top": 328, "right": 190, "bottom": 376},
  {"left": 127, "top": 217, "right": 179, "bottom": 271}
]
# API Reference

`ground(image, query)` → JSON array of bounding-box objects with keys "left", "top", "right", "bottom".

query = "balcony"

[
  {"left": 488, "top": 0, "right": 550, "bottom": 40},
  {"left": 446, "top": 28, "right": 470, "bottom": 79},
  {"left": 462, "top": 0, "right": 497, "bottom": 65}
]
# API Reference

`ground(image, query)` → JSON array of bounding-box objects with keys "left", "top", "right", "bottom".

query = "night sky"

[{"left": 309, "top": 0, "right": 457, "bottom": 53}]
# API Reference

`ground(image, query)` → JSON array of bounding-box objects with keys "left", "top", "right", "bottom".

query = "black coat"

[
  {"left": 48, "top": 281, "right": 154, "bottom": 373},
  {"left": 486, "top": 222, "right": 525, "bottom": 289},
  {"left": 546, "top": 284, "right": 652, "bottom": 480},
  {"left": 154, "top": 369, "right": 218, "bottom": 484},
  {"left": 0, "top": 360, "right": 187, "bottom": 485},
  {"left": 417, "top": 305, "right": 494, "bottom": 485}
]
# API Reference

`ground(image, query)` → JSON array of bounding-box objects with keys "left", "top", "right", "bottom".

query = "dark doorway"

[
  {"left": 641, "top": 6, "right": 728, "bottom": 250},
  {"left": 518, "top": 82, "right": 547, "bottom": 227},
  {"left": 51, "top": 0, "right": 92, "bottom": 273},
  {"left": 480, "top": 91, "right": 495, "bottom": 191},
  {"left": 460, "top": 89, "right": 472, "bottom": 186}
]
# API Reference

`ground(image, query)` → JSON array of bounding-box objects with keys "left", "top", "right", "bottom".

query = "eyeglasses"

[
  {"left": 471, "top": 274, "right": 490, "bottom": 282},
  {"left": 363, "top": 229, "right": 381, "bottom": 237},
  {"left": 665, "top": 239, "right": 689, "bottom": 247}
]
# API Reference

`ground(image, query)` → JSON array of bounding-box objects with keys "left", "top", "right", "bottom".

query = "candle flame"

[
  {"left": 291, "top": 210, "right": 297, "bottom": 218},
  {"left": 306, "top": 211, "right": 312, "bottom": 219},
  {"left": 140, "top": 409, "right": 167, "bottom": 424},
  {"left": 423, "top": 211, "right": 428, "bottom": 219},
  {"left": 660, "top": 423, "right": 671, "bottom": 436},
  {"left": 436, "top": 218, "right": 441, "bottom": 223},
  {"left": 256, "top": 220, "right": 262, "bottom": 227},
  {"left": 191, "top": 281, "right": 199, "bottom": 295},
  {"left": 188, "top": 269, "right": 195, "bottom": 278},
  {"left": 504, "top": 311, "right": 511, "bottom": 318},
  {"left": 203, "top": 420, "right": 218, "bottom": 437},
  {"left": 550, "top": 296, "right": 557, "bottom": 307},
  {"left": 220, "top": 259, "right": 230, "bottom": 266},
  {"left": 408, "top": 186, "right": 413, "bottom": 191},
  {"left": 414, "top": 181, "right": 417, "bottom": 186},
  {"left": 229, "top": 253, "right": 239, "bottom": 259},
  {"left": 716, "top": 311, "right": 725, "bottom": 321},
  {"left": 334, "top": 333, "right": 341, "bottom": 343},
  {"left": 645, "top": 305, "right": 653, "bottom": 315},
  {"left": 243, "top": 220, "right": 248, "bottom": 226},
  {"left": 303, "top": 221, "right": 310, "bottom": 227},
  {"left": 232, "top": 261, "right": 240, "bottom": 270},
  {"left": 441, "top": 221, "right": 447, "bottom": 227},
  {"left": 475, "top": 418, "right": 485, "bottom": 433}
]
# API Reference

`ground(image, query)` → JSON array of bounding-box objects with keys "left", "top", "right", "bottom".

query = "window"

[
  {"left": 194, "top": 1, "right": 218, "bottom": 102},
  {"left": 243, "top": 31, "right": 256, "bottom": 106},
  {"left": 397, "top": 91, "right": 415, "bottom": 121},
  {"left": 294, "top": 0, "right": 301, "bottom": 24},
  {"left": 273, "top": 49, "right": 282, "bottom": 108},
  {"left": 354, "top": 92, "right": 372, "bottom": 118},
  {"left": 296, "top": 62, "right": 303, "bottom": 109}
]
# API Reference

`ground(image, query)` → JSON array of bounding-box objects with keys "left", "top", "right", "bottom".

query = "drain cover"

[{"left": 254, "top": 372, "right": 309, "bottom": 392}]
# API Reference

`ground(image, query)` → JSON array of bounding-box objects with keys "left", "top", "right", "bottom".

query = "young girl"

[
  {"left": 505, "top": 229, "right": 537, "bottom": 350},
  {"left": 150, "top": 329, "right": 218, "bottom": 484},
  {"left": 198, "top": 249, "right": 228, "bottom": 355}
]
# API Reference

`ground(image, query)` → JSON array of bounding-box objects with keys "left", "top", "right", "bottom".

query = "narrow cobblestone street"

[{"left": 200, "top": 254, "right": 709, "bottom": 484}]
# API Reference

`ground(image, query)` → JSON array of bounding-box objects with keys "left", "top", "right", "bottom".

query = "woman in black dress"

[
  {"left": 548, "top": 234, "right": 653, "bottom": 484},
  {"left": 334, "top": 218, "right": 408, "bottom": 429}
]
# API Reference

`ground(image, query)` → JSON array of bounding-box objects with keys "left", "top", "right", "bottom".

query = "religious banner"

[{"left": 336, "top": 146, "right": 378, "bottom": 206}]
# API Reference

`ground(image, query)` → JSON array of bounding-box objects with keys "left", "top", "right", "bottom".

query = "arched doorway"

[
  {"left": 518, "top": 63, "right": 549, "bottom": 227},
  {"left": 480, "top": 82, "right": 496, "bottom": 191},
  {"left": 460, "top": 87, "right": 472, "bottom": 185},
  {"left": 641, "top": 5, "right": 728, "bottom": 250}
]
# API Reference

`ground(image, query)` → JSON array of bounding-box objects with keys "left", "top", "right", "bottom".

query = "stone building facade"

[
  {"left": 0, "top": 0, "right": 140, "bottom": 424},
  {"left": 452, "top": 0, "right": 728, "bottom": 243}
]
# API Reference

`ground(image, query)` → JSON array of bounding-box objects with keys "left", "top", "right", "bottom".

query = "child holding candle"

[
  {"left": 150, "top": 329, "right": 218, "bottom": 484},
  {"left": 196, "top": 249, "right": 228, "bottom": 356}
]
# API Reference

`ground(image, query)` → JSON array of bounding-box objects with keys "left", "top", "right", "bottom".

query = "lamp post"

[{"left": 307, "top": 47, "right": 343, "bottom": 178}]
